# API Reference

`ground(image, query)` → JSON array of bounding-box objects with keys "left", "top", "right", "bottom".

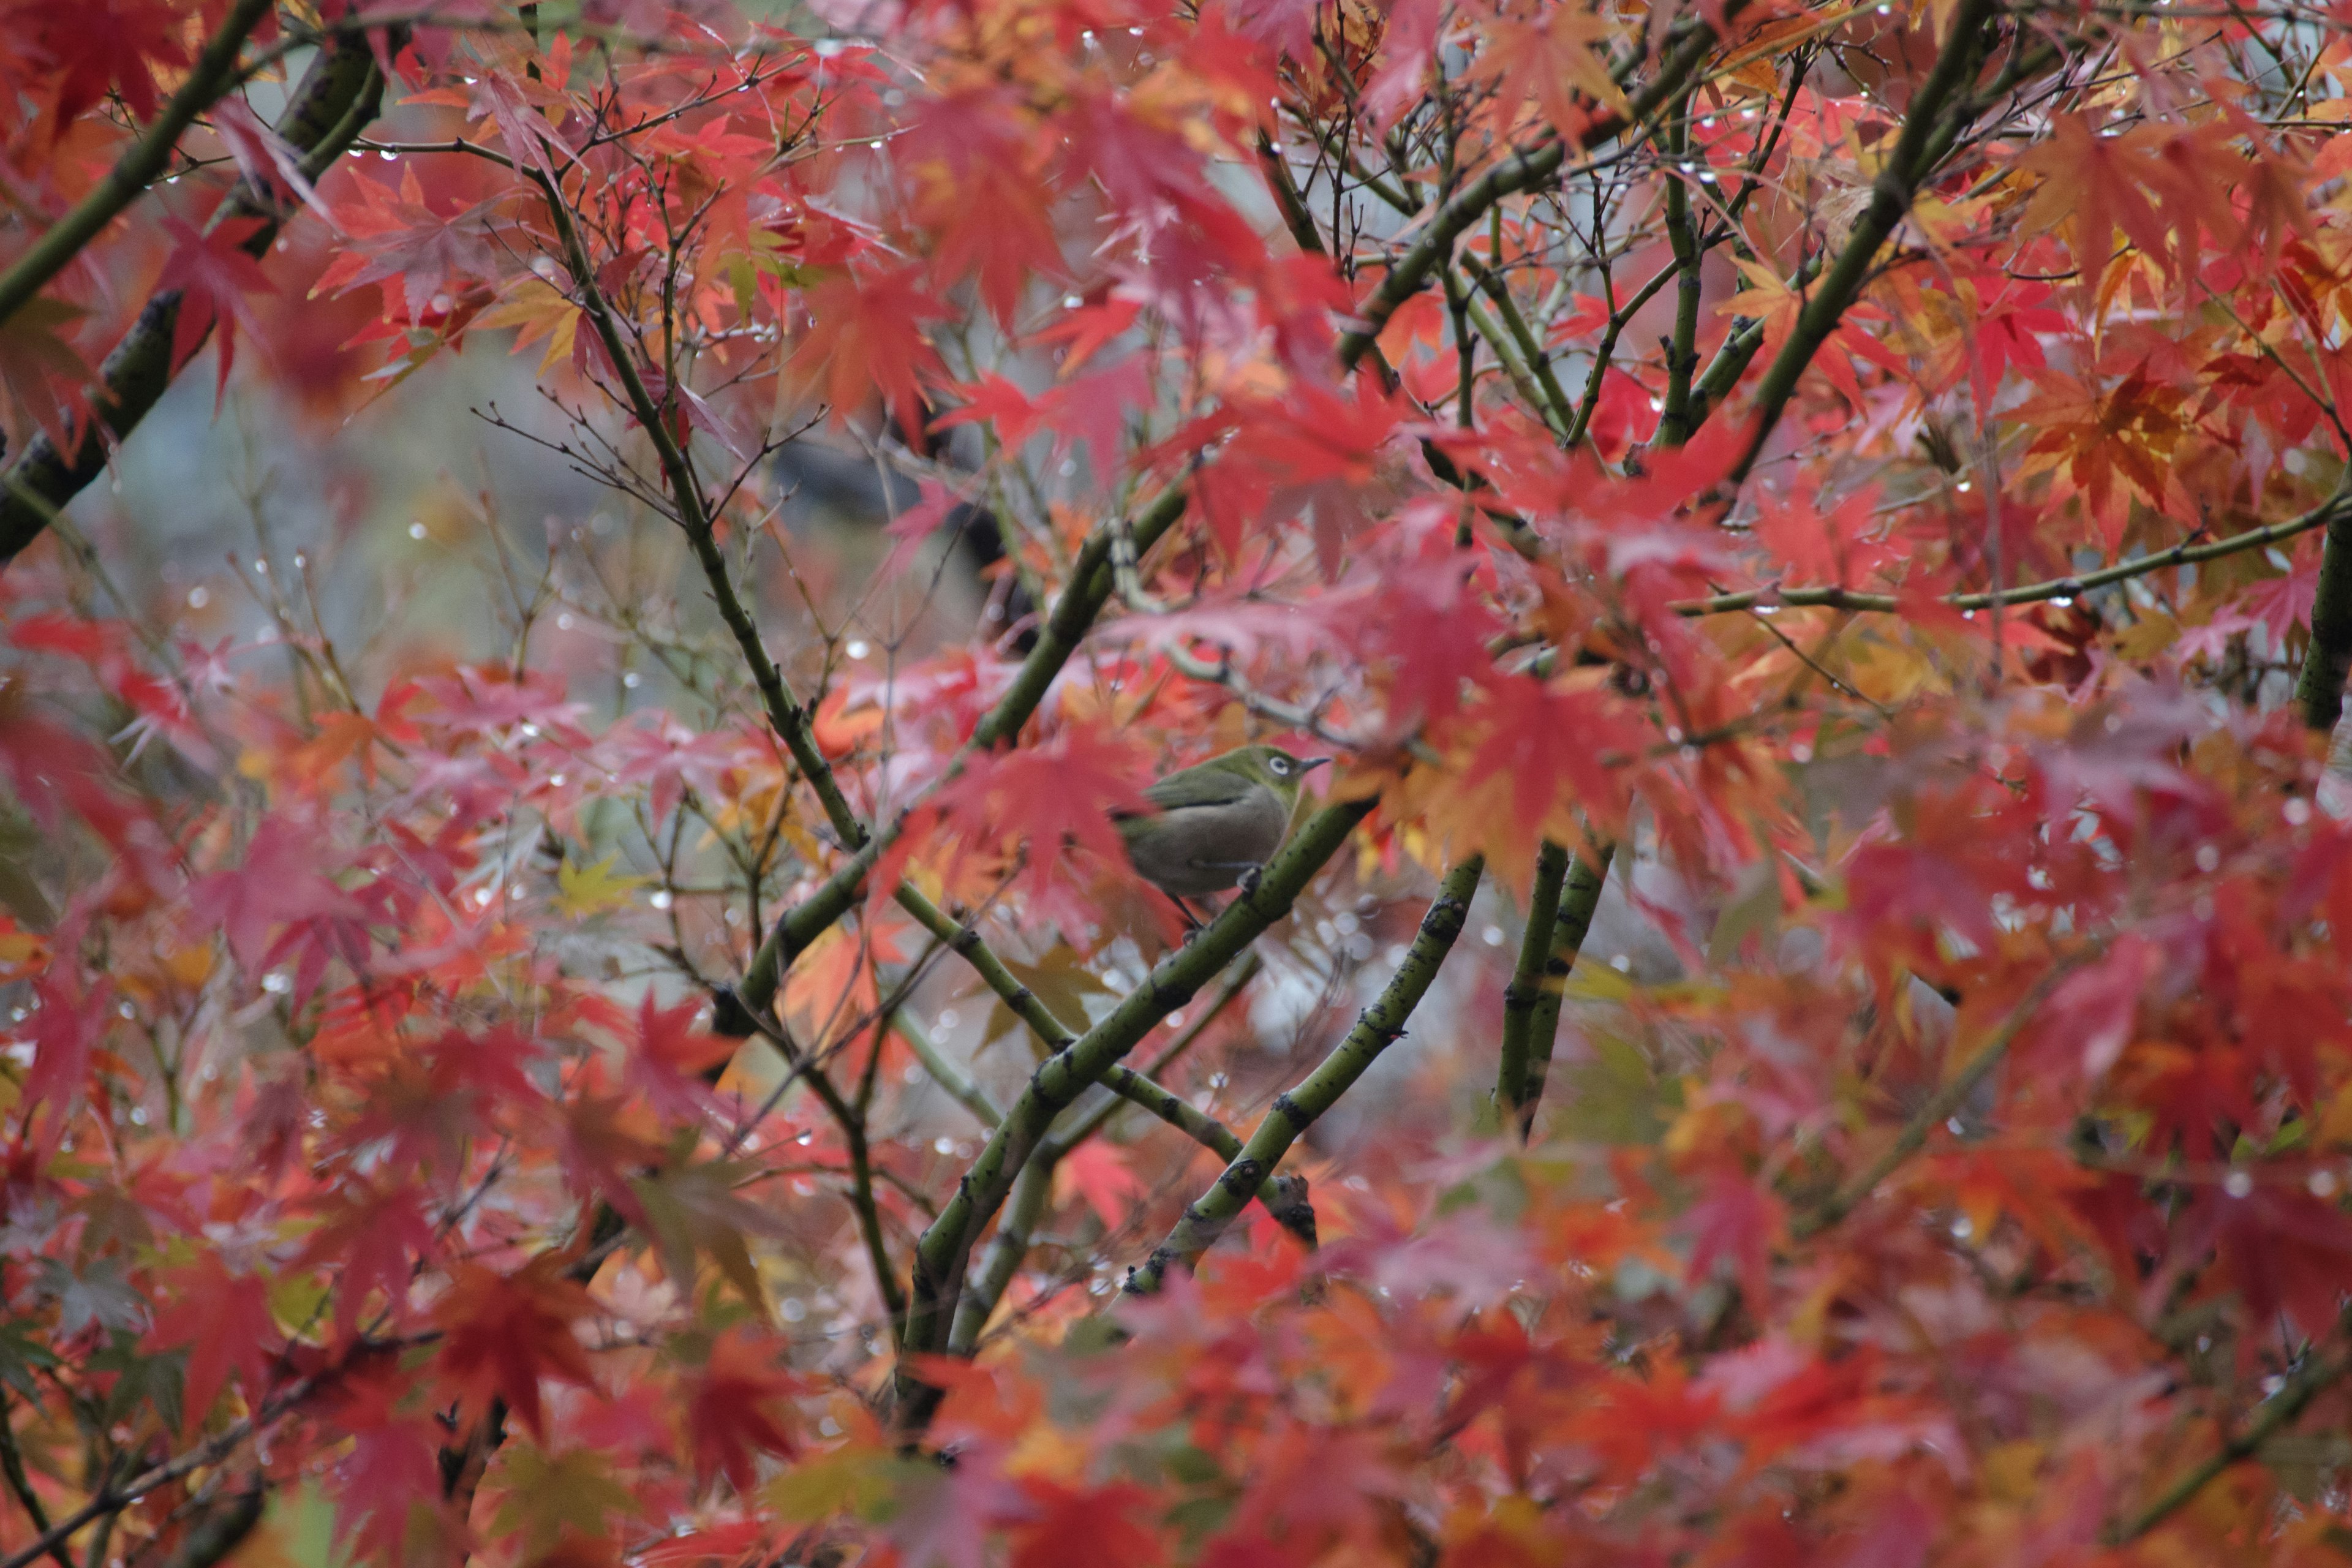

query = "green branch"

[
  {"left": 941, "top": 956, "right": 1262, "bottom": 1351},
  {"left": 1653, "top": 101, "right": 1705, "bottom": 450},
  {"left": 537, "top": 170, "right": 863, "bottom": 838},
  {"left": 0, "top": 37, "right": 386, "bottom": 564},
  {"left": 946, "top": 1155, "right": 1055, "bottom": 1353},
  {"left": 1461, "top": 257, "right": 1576, "bottom": 439},
  {"left": 896, "top": 797, "right": 1374, "bottom": 1403},
  {"left": 900, "top": 1014, "right": 1002, "bottom": 1128},
  {"left": 892, "top": 898, "right": 1309, "bottom": 1238},
  {"left": 1513, "top": 840, "right": 1614, "bottom": 1134},
  {"left": 0, "top": 0, "right": 277, "bottom": 333},
  {"left": 0, "top": 1392, "right": 73, "bottom": 1568},
  {"left": 2107, "top": 1319, "right": 2352, "bottom": 1544},
  {"left": 1335, "top": 16, "right": 1737, "bottom": 372},
  {"left": 2296, "top": 487, "right": 2352, "bottom": 729},
  {"left": 158, "top": 1490, "right": 263, "bottom": 1568},
  {"left": 535, "top": 165, "right": 1117, "bottom": 1097},
  {"left": 1790, "top": 959, "right": 2075, "bottom": 1241},
  {"left": 1125, "top": 856, "right": 1485, "bottom": 1293},
  {"left": 1727, "top": 0, "right": 2003, "bottom": 484},
  {"left": 800, "top": 1061, "right": 912, "bottom": 1339},
  {"left": 1678, "top": 486, "right": 2352, "bottom": 619},
  {"left": 1496, "top": 842, "right": 1568, "bottom": 1122},
  {"left": 1098, "top": 1064, "right": 1316, "bottom": 1243},
  {"left": 729, "top": 483, "right": 1193, "bottom": 1022}
]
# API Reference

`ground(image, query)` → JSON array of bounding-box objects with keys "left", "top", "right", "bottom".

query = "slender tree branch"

[
  {"left": 2106, "top": 1316, "right": 2352, "bottom": 1544},
  {"left": 1097, "top": 1065, "right": 1316, "bottom": 1242},
  {"left": 1679, "top": 268, "right": 1797, "bottom": 439},
  {"left": 801, "top": 1062, "right": 912, "bottom": 1338},
  {"left": 1462, "top": 255, "right": 1577, "bottom": 439},
  {"left": 896, "top": 796, "right": 1375, "bottom": 1408},
  {"left": 948, "top": 1156, "right": 1055, "bottom": 1352},
  {"left": 912, "top": 903, "right": 1083, "bottom": 1052},
  {"left": 1123, "top": 856, "right": 1483, "bottom": 1292},
  {"left": 894, "top": 892, "right": 1303, "bottom": 1231},
  {"left": 1335, "top": 15, "right": 1740, "bottom": 371},
  {"left": 157, "top": 1488, "right": 264, "bottom": 1568},
  {"left": 0, "top": 0, "right": 277, "bottom": 333},
  {"left": 535, "top": 168, "right": 863, "bottom": 834},
  {"left": 1517, "top": 840, "right": 1614, "bottom": 1132},
  {"left": 1678, "top": 486, "right": 2352, "bottom": 618},
  {"left": 1497, "top": 842, "right": 1569, "bottom": 1124},
  {"left": 1653, "top": 101, "right": 1706, "bottom": 450},
  {"left": 731, "top": 483, "right": 1193, "bottom": 1022},
  {"left": 1790, "top": 959, "right": 2078, "bottom": 1240},
  {"left": 0, "top": 1392, "right": 75, "bottom": 1568},
  {"left": 901, "top": 1014, "right": 1003, "bottom": 1128},
  {"left": 2295, "top": 487, "right": 2352, "bottom": 729},
  {"left": 0, "top": 1366, "right": 330, "bottom": 1568},
  {"left": 532, "top": 164, "right": 1090, "bottom": 1087},
  {"left": 1726, "top": 0, "right": 2003, "bottom": 484},
  {"left": 1257, "top": 131, "right": 1328, "bottom": 258},
  {"left": 0, "top": 37, "right": 386, "bottom": 564}
]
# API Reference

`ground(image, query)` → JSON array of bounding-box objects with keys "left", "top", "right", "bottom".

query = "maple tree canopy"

[{"left": 7, "top": 0, "right": 2352, "bottom": 1561}]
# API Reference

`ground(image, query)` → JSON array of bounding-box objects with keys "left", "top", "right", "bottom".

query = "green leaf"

[
  {"left": 494, "top": 1444, "right": 637, "bottom": 1550},
  {"left": 765, "top": 1447, "right": 922, "bottom": 1524},
  {"left": 630, "top": 1160, "right": 782, "bottom": 1313},
  {"left": 0, "top": 1321, "right": 57, "bottom": 1402},
  {"left": 85, "top": 1329, "right": 182, "bottom": 1433},
  {"left": 979, "top": 946, "right": 1112, "bottom": 1057},
  {"left": 1548, "top": 1035, "right": 1670, "bottom": 1145}
]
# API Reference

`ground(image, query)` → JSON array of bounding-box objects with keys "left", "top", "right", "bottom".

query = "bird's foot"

[{"left": 1237, "top": 865, "right": 1264, "bottom": 897}]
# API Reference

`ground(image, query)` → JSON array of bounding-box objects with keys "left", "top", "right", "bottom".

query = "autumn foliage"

[{"left": 8, "top": 0, "right": 2352, "bottom": 1563}]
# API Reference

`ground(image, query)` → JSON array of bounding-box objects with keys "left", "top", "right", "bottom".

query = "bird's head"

[{"left": 1226, "top": 744, "right": 1329, "bottom": 804}]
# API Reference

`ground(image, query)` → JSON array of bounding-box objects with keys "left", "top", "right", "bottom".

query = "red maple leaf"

[
  {"left": 184, "top": 813, "right": 372, "bottom": 978},
  {"left": 21, "top": 972, "right": 111, "bottom": 1117},
  {"left": 156, "top": 214, "right": 277, "bottom": 400},
  {"left": 684, "top": 1327, "right": 802, "bottom": 1494},
  {"left": 627, "top": 992, "right": 735, "bottom": 1118},
  {"left": 143, "top": 1257, "right": 277, "bottom": 1435},
  {"left": 296, "top": 1183, "right": 442, "bottom": 1341},
  {"left": 2, "top": 0, "right": 189, "bottom": 137},
  {"left": 1680, "top": 1167, "right": 1787, "bottom": 1310},
  {"left": 1007, "top": 1479, "right": 1165, "bottom": 1568},
  {"left": 791, "top": 266, "right": 951, "bottom": 437},
  {"left": 325, "top": 1362, "right": 456, "bottom": 1564},
  {"left": 904, "top": 726, "right": 1152, "bottom": 919},
  {"left": 431, "top": 1256, "right": 601, "bottom": 1438},
  {"left": 2189, "top": 1183, "right": 2352, "bottom": 1350},
  {"left": 1053, "top": 1141, "right": 1147, "bottom": 1228},
  {"left": 900, "top": 89, "right": 1064, "bottom": 324}
]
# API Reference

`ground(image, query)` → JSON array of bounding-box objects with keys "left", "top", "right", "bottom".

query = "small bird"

[{"left": 1115, "top": 744, "right": 1328, "bottom": 927}]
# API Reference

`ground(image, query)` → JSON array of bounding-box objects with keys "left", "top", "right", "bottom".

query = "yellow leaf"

[
  {"left": 223, "top": 1484, "right": 345, "bottom": 1568},
  {"left": 2318, "top": 1080, "right": 2352, "bottom": 1147},
  {"left": 0, "top": 919, "right": 49, "bottom": 984},
  {"left": 163, "top": 940, "right": 215, "bottom": 990},
  {"left": 554, "top": 854, "right": 651, "bottom": 918},
  {"left": 1983, "top": 1440, "right": 2046, "bottom": 1503},
  {"left": 472, "top": 279, "right": 581, "bottom": 375}
]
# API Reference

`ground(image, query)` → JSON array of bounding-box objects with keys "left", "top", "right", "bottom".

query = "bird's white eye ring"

[{"left": 1270, "top": 757, "right": 1289, "bottom": 774}]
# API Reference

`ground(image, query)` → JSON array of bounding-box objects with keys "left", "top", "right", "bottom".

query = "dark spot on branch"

[{"left": 1218, "top": 1159, "right": 1267, "bottom": 1194}]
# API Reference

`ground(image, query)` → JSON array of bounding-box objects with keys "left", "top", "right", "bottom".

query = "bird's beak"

[{"left": 1301, "top": 756, "right": 1330, "bottom": 774}]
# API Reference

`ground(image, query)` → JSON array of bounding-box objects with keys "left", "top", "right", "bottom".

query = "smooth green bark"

[{"left": 1125, "top": 856, "right": 1485, "bottom": 1294}]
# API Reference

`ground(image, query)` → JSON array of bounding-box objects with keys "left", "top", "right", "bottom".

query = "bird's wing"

[{"left": 1139, "top": 765, "right": 1257, "bottom": 812}]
